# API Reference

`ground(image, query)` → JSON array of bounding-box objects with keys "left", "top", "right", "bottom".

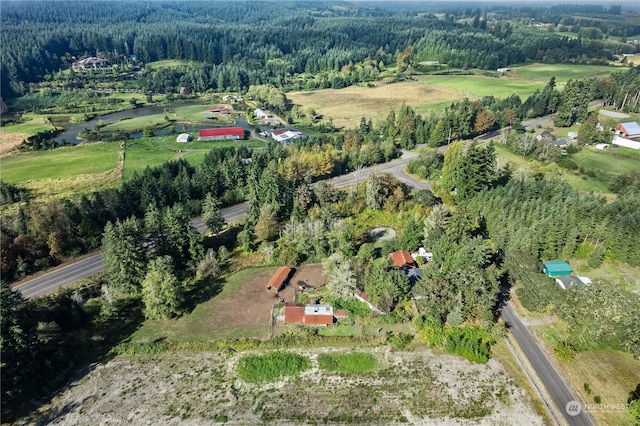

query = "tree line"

[{"left": 3, "top": 1, "right": 635, "bottom": 99}]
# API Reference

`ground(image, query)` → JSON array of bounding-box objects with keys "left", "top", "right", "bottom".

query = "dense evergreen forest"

[{"left": 3, "top": 1, "right": 639, "bottom": 99}]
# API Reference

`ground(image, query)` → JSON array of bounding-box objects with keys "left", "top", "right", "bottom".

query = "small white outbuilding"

[{"left": 177, "top": 133, "right": 193, "bottom": 143}]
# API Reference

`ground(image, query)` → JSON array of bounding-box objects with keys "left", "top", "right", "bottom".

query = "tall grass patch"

[
  {"left": 317, "top": 352, "right": 378, "bottom": 373},
  {"left": 236, "top": 351, "right": 311, "bottom": 383}
]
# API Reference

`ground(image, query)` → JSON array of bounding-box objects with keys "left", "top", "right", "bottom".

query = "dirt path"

[{"left": 599, "top": 109, "right": 630, "bottom": 119}]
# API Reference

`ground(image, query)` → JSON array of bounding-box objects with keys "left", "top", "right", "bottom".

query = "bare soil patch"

[
  {"left": 206, "top": 264, "right": 326, "bottom": 334},
  {"left": 287, "top": 81, "right": 461, "bottom": 129},
  {"left": 0, "top": 130, "right": 28, "bottom": 157},
  {"left": 21, "top": 346, "right": 544, "bottom": 426}
]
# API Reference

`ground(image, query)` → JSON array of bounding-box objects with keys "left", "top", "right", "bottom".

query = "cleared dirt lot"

[
  {"left": 130, "top": 264, "right": 327, "bottom": 343},
  {"left": 22, "top": 346, "right": 544, "bottom": 425}
]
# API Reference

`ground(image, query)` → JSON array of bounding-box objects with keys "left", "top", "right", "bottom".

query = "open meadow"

[
  {"left": 419, "top": 75, "right": 543, "bottom": 100},
  {"left": 286, "top": 81, "right": 465, "bottom": 129},
  {"left": 534, "top": 323, "right": 640, "bottom": 426},
  {"left": 513, "top": 63, "right": 618, "bottom": 83},
  {"left": 1, "top": 142, "right": 119, "bottom": 184},
  {"left": 492, "top": 143, "right": 639, "bottom": 196}
]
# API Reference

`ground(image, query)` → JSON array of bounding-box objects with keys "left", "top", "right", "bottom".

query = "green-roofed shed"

[{"left": 542, "top": 260, "right": 573, "bottom": 277}]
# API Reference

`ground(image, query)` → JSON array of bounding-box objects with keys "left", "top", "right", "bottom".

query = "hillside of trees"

[{"left": 3, "top": 1, "right": 639, "bottom": 99}]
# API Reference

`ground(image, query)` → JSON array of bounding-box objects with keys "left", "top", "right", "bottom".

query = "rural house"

[
  {"left": 198, "top": 127, "right": 244, "bottom": 141},
  {"left": 542, "top": 260, "right": 573, "bottom": 277},
  {"left": 284, "top": 303, "right": 335, "bottom": 326},
  {"left": 388, "top": 250, "right": 416, "bottom": 268},
  {"left": 271, "top": 129, "right": 303, "bottom": 144},
  {"left": 254, "top": 108, "right": 270, "bottom": 120},
  {"left": 72, "top": 57, "right": 109, "bottom": 70},
  {"left": 266, "top": 266, "right": 294, "bottom": 292},
  {"left": 554, "top": 275, "right": 592, "bottom": 290},
  {"left": 617, "top": 122, "right": 640, "bottom": 138}
]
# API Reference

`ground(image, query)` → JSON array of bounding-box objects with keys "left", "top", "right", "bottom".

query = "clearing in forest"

[{"left": 287, "top": 81, "right": 463, "bottom": 129}]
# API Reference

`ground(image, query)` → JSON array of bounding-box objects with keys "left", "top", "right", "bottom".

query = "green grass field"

[
  {"left": 317, "top": 352, "right": 378, "bottom": 373},
  {"left": 146, "top": 60, "right": 205, "bottom": 70},
  {"left": 101, "top": 104, "right": 236, "bottom": 133},
  {"left": 514, "top": 64, "right": 616, "bottom": 83},
  {"left": 560, "top": 148, "right": 640, "bottom": 194},
  {"left": 419, "top": 75, "right": 543, "bottom": 100},
  {"left": 493, "top": 143, "right": 638, "bottom": 195},
  {"left": 122, "top": 136, "right": 180, "bottom": 179},
  {"left": 1, "top": 142, "right": 119, "bottom": 183},
  {"left": 123, "top": 136, "right": 263, "bottom": 180},
  {"left": 237, "top": 352, "right": 311, "bottom": 383},
  {"left": 2, "top": 114, "right": 57, "bottom": 136}
]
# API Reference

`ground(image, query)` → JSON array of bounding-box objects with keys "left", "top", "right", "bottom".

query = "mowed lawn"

[
  {"left": 287, "top": 81, "right": 464, "bottom": 129},
  {"left": 1, "top": 142, "right": 119, "bottom": 183},
  {"left": 123, "top": 136, "right": 264, "bottom": 180},
  {"left": 419, "top": 75, "right": 543, "bottom": 100},
  {"left": 560, "top": 148, "right": 640, "bottom": 194},
  {"left": 514, "top": 63, "right": 617, "bottom": 83}
]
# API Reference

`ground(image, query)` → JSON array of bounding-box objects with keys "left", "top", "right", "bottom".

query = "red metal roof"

[
  {"left": 199, "top": 127, "right": 244, "bottom": 138},
  {"left": 284, "top": 304, "right": 305, "bottom": 323},
  {"left": 266, "top": 266, "right": 292, "bottom": 291},
  {"left": 388, "top": 251, "right": 416, "bottom": 268},
  {"left": 304, "top": 315, "right": 334, "bottom": 325},
  {"left": 334, "top": 309, "right": 347, "bottom": 318}
]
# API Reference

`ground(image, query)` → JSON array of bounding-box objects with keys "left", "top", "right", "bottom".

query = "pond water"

[{"left": 54, "top": 105, "right": 251, "bottom": 144}]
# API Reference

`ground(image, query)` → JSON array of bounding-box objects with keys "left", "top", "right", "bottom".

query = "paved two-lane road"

[
  {"left": 16, "top": 202, "right": 249, "bottom": 299},
  {"left": 501, "top": 302, "right": 594, "bottom": 426},
  {"left": 14, "top": 150, "right": 424, "bottom": 298}
]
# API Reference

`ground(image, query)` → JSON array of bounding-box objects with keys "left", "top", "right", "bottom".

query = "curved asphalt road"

[
  {"left": 13, "top": 151, "right": 424, "bottom": 298},
  {"left": 15, "top": 202, "right": 249, "bottom": 299},
  {"left": 14, "top": 145, "right": 594, "bottom": 425},
  {"left": 502, "top": 302, "right": 594, "bottom": 425}
]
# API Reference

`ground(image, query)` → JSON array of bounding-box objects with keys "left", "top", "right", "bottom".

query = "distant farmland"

[
  {"left": 289, "top": 63, "right": 620, "bottom": 129},
  {"left": 287, "top": 81, "right": 464, "bottom": 129}
]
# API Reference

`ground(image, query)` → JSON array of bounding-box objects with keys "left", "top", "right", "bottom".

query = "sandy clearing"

[{"left": 20, "top": 346, "right": 544, "bottom": 425}]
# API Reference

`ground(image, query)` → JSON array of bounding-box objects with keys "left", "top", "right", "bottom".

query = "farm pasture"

[
  {"left": 286, "top": 81, "right": 464, "bottom": 129},
  {"left": 129, "top": 264, "right": 326, "bottom": 343}
]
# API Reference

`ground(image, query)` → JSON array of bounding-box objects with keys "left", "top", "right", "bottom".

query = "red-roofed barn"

[
  {"left": 198, "top": 127, "right": 244, "bottom": 141},
  {"left": 266, "top": 266, "right": 294, "bottom": 292}
]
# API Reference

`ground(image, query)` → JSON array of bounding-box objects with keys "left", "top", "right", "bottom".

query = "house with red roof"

[
  {"left": 283, "top": 303, "right": 335, "bottom": 326},
  {"left": 617, "top": 122, "right": 640, "bottom": 138},
  {"left": 388, "top": 250, "right": 416, "bottom": 268},
  {"left": 198, "top": 127, "right": 244, "bottom": 141}
]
